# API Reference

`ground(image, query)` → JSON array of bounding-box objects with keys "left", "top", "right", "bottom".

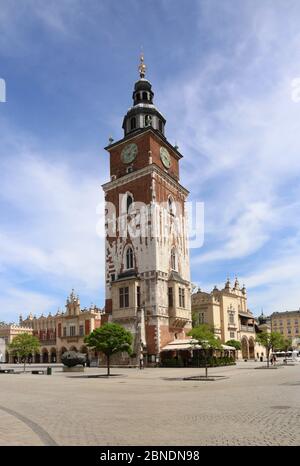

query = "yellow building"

[
  {"left": 270, "top": 310, "right": 300, "bottom": 348},
  {"left": 0, "top": 323, "right": 33, "bottom": 363},
  {"left": 191, "top": 278, "right": 267, "bottom": 359},
  {"left": 20, "top": 290, "right": 103, "bottom": 363}
]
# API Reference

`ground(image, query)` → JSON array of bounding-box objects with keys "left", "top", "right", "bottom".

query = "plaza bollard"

[{"left": 47, "top": 367, "right": 52, "bottom": 375}]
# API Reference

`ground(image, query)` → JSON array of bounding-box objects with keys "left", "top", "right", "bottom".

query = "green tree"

[
  {"left": 280, "top": 337, "right": 292, "bottom": 365},
  {"left": 8, "top": 333, "right": 40, "bottom": 372},
  {"left": 225, "top": 339, "right": 241, "bottom": 359},
  {"left": 188, "top": 324, "right": 222, "bottom": 378},
  {"left": 84, "top": 323, "right": 133, "bottom": 376},
  {"left": 255, "top": 331, "right": 284, "bottom": 368}
]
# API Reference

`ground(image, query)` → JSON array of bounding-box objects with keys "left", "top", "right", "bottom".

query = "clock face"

[
  {"left": 121, "top": 143, "right": 138, "bottom": 164},
  {"left": 160, "top": 146, "right": 171, "bottom": 169}
]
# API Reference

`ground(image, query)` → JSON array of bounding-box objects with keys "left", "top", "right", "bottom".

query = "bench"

[
  {"left": 31, "top": 370, "right": 46, "bottom": 375},
  {"left": 0, "top": 369, "right": 15, "bottom": 374}
]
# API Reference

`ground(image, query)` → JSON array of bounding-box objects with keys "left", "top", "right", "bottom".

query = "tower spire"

[{"left": 138, "top": 52, "right": 147, "bottom": 79}]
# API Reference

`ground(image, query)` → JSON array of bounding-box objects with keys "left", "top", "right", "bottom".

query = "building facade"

[
  {"left": 0, "top": 324, "right": 33, "bottom": 363},
  {"left": 191, "top": 278, "right": 267, "bottom": 359},
  {"left": 270, "top": 310, "right": 300, "bottom": 348},
  {"left": 102, "top": 56, "right": 192, "bottom": 364},
  {"left": 18, "top": 290, "right": 103, "bottom": 363}
]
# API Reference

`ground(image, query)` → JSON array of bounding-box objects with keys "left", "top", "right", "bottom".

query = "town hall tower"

[{"left": 102, "top": 56, "right": 192, "bottom": 364}]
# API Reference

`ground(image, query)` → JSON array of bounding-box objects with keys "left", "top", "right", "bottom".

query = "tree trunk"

[
  {"left": 267, "top": 349, "right": 270, "bottom": 368},
  {"left": 107, "top": 354, "right": 110, "bottom": 377}
]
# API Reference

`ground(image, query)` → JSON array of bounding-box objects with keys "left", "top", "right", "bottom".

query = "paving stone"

[{"left": 0, "top": 362, "right": 299, "bottom": 445}]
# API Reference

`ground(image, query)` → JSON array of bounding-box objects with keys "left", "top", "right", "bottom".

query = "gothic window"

[
  {"left": 168, "top": 196, "right": 175, "bottom": 215},
  {"left": 127, "top": 194, "right": 133, "bottom": 213},
  {"left": 171, "top": 248, "right": 177, "bottom": 271},
  {"left": 130, "top": 117, "right": 136, "bottom": 130},
  {"left": 229, "top": 313, "right": 234, "bottom": 324},
  {"left": 126, "top": 246, "right": 134, "bottom": 269},
  {"left": 119, "top": 287, "right": 129, "bottom": 308},
  {"left": 70, "top": 326, "right": 76, "bottom": 337}
]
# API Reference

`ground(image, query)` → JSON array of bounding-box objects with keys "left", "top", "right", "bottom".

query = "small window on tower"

[
  {"left": 179, "top": 288, "right": 185, "bottom": 308},
  {"left": 145, "top": 115, "right": 152, "bottom": 127},
  {"left": 159, "top": 120, "right": 163, "bottom": 132},
  {"left": 137, "top": 286, "right": 141, "bottom": 308},
  {"left": 168, "top": 288, "right": 173, "bottom": 308},
  {"left": 171, "top": 248, "right": 177, "bottom": 271},
  {"left": 168, "top": 196, "right": 175, "bottom": 215},
  {"left": 127, "top": 194, "right": 133, "bottom": 213},
  {"left": 130, "top": 117, "right": 136, "bottom": 130},
  {"left": 126, "top": 246, "right": 134, "bottom": 269},
  {"left": 119, "top": 287, "right": 129, "bottom": 308},
  {"left": 142, "top": 91, "right": 148, "bottom": 100}
]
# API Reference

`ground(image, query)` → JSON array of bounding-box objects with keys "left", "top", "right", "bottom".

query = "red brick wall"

[
  {"left": 145, "top": 325, "right": 157, "bottom": 354},
  {"left": 160, "top": 325, "right": 173, "bottom": 349},
  {"left": 105, "top": 174, "right": 152, "bottom": 217},
  {"left": 108, "top": 132, "right": 180, "bottom": 181}
]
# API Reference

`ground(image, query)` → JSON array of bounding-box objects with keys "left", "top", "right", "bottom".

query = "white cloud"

[
  {"left": 0, "top": 128, "right": 106, "bottom": 319},
  {"left": 0, "top": 284, "right": 58, "bottom": 323},
  {"left": 157, "top": 1, "right": 300, "bottom": 312}
]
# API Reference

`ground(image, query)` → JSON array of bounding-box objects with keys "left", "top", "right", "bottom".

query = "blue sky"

[{"left": 1, "top": 0, "right": 300, "bottom": 321}]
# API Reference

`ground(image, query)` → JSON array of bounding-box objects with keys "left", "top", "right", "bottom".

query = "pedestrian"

[{"left": 139, "top": 354, "right": 144, "bottom": 370}]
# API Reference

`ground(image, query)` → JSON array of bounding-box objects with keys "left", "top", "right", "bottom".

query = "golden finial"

[{"left": 138, "top": 51, "right": 147, "bottom": 79}]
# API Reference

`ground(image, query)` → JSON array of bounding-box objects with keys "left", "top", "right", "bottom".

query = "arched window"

[
  {"left": 126, "top": 246, "right": 134, "bottom": 269},
  {"left": 127, "top": 194, "right": 133, "bottom": 213},
  {"left": 171, "top": 248, "right": 177, "bottom": 271},
  {"left": 130, "top": 117, "right": 136, "bottom": 130},
  {"left": 168, "top": 196, "right": 175, "bottom": 215},
  {"left": 142, "top": 91, "right": 148, "bottom": 100},
  {"left": 145, "top": 115, "right": 152, "bottom": 127},
  {"left": 136, "top": 93, "right": 141, "bottom": 101}
]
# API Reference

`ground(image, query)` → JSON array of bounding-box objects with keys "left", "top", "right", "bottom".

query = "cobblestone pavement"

[{"left": 0, "top": 362, "right": 299, "bottom": 446}]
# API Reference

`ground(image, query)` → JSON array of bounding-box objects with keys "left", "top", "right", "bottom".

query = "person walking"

[{"left": 139, "top": 353, "right": 144, "bottom": 370}]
